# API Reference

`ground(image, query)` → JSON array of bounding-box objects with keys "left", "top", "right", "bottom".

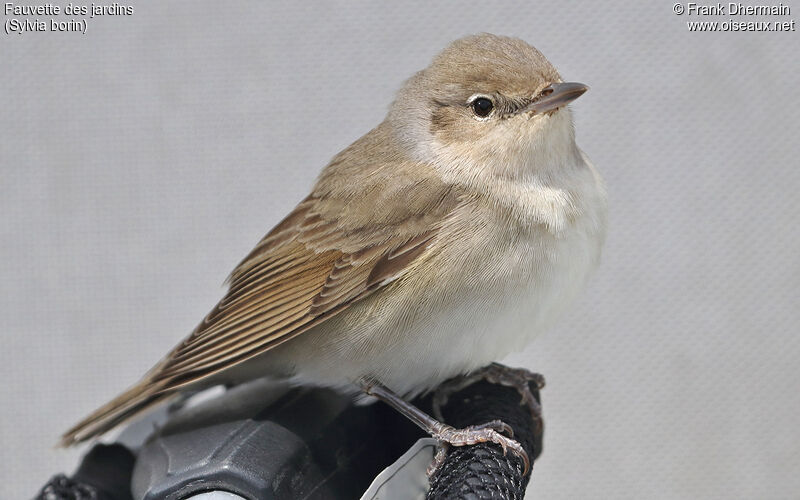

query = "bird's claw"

[{"left": 428, "top": 419, "right": 530, "bottom": 476}]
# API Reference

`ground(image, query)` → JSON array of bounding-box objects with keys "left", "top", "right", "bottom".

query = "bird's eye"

[{"left": 471, "top": 97, "right": 494, "bottom": 118}]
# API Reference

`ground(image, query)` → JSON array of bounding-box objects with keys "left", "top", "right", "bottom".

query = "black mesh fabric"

[
  {"left": 35, "top": 444, "right": 135, "bottom": 500},
  {"left": 426, "top": 379, "right": 543, "bottom": 500},
  {"left": 36, "top": 475, "right": 101, "bottom": 500}
]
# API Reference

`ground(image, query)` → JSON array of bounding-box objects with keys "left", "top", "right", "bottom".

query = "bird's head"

[{"left": 389, "top": 33, "right": 587, "bottom": 181}]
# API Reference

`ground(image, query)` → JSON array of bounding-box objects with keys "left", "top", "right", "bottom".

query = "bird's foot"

[
  {"left": 426, "top": 419, "right": 529, "bottom": 477},
  {"left": 361, "top": 379, "right": 530, "bottom": 477},
  {"left": 433, "top": 363, "right": 545, "bottom": 429}
]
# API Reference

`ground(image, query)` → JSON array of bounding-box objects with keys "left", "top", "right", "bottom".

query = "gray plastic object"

[
  {"left": 130, "top": 379, "right": 422, "bottom": 500},
  {"left": 131, "top": 384, "right": 355, "bottom": 500},
  {"left": 133, "top": 418, "right": 324, "bottom": 499}
]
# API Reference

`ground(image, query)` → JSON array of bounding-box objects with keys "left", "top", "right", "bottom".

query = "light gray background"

[{"left": 2, "top": 2, "right": 798, "bottom": 498}]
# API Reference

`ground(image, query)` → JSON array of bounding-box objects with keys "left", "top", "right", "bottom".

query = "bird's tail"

[{"left": 59, "top": 379, "right": 172, "bottom": 447}]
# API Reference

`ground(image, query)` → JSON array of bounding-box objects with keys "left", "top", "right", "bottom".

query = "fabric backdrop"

[{"left": 1, "top": 2, "right": 798, "bottom": 498}]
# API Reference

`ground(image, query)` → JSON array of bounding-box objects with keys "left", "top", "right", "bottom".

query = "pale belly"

[{"left": 249, "top": 201, "right": 604, "bottom": 397}]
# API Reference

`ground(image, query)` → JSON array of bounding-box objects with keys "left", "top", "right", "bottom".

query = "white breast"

[{"left": 383, "top": 167, "right": 605, "bottom": 394}]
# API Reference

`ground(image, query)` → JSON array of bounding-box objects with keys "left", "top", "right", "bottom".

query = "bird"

[{"left": 61, "top": 33, "right": 607, "bottom": 467}]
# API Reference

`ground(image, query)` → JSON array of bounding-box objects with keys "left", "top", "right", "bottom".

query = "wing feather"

[
  {"left": 151, "top": 197, "right": 451, "bottom": 388},
  {"left": 60, "top": 122, "right": 466, "bottom": 446}
]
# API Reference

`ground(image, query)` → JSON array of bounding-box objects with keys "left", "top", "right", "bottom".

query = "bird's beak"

[{"left": 525, "top": 82, "right": 589, "bottom": 114}]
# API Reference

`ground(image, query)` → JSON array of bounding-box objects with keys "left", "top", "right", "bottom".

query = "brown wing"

[
  {"left": 150, "top": 120, "right": 462, "bottom": 389},
  {"left": 61, "top": 121, "right": 459, "bottom": 446},
  {"left": 150, "top": 196, "right": 443, "bottom": 388}
]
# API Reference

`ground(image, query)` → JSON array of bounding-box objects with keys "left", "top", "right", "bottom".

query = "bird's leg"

[
  {"left": 360, "top": 379, "right": 530, "bottom": 476},
  {"left": 432, "top": 363, "right": 545, "bottom": 430}
]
